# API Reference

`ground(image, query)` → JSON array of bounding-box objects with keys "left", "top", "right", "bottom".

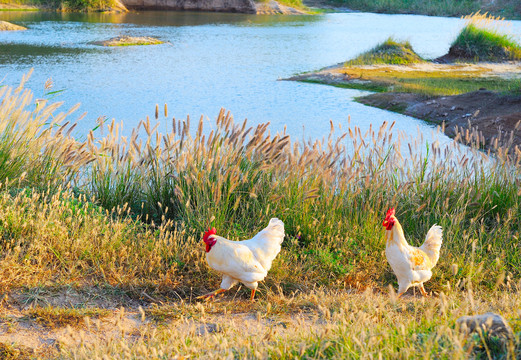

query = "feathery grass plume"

[
  {"left": 0, "top": 71, "right": 91, "bottom": 192},
  {"left": 449, "top": 12, "right": 521, "bottom": 61}
]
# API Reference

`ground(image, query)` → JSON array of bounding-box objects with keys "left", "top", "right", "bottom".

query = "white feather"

[{"left": 205, "top": 218, "right": 285, "bottom": 291}]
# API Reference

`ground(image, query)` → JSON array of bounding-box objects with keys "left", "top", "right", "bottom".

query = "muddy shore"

[{"left": 358, "top": 90, "right": 521, "bottom": 150}]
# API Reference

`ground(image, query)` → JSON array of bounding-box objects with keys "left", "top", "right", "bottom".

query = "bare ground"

[{"left": 358, "top": 90, "right": 521, "bottom": 150}]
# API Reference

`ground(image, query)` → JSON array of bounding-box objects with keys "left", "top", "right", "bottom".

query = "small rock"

[
  {"left": 457, "top": 313, "right": 514, "bottom": 339},
  {"left": 196, "top": 323, "right": 222, "bottom": 336},
  {"left": 275, "top": 321, "right": 288, "bottom": 328},
  {"left": 450, "top": 106, "right": 456, "bottom": 111},
  {"left": 91, "top": 36, "right": 162, "bottom": 47}
]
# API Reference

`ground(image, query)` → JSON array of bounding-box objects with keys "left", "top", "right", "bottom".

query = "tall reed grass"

[
  {"left": 450, "top": 12, "right": 521, "bottom": 61},
  {"left": 0, "top": 77, "right": 520, "bottom": 297}
]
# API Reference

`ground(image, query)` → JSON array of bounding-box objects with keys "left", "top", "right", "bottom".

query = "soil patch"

[{"left": 358, "top": 90, "right": 521, "bottom": 150}]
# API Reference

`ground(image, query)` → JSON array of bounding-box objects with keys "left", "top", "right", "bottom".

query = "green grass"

[
  {"left": 332, "top": 66, "right": 521, "bottom": 96},
  {"left": 321, "top": 0, "right": 521, "bottom": 20},
  {"left": 347, "top": 37, "right": 425, "bottom": 65},
  {"left": 0, "top": 79, "right": 520, "bottom": 295},
  {"left": 0, "top": 0, "right": 119, "bottom": 11},
  {"left": 0, "top": 8, "right": 39, "bottom": 10},
  {"left": 275, "top": 0, "right": 305, "bottom": 9},
  {"left": 450, "top": 24, "right": 521, "bottom": 61}
]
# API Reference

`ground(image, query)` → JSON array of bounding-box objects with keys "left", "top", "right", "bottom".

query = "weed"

[
  {"left": 449, "top": 12, "right": 521, "bottom": 61},
  {"left": 347, "top": 37, "right": 425, "bottom": 66},
  {"left": 27, "top": 306, "right": 110, "bottom": 327},
  {"left": 0, "top": 342, "right": 32, "bottom": 360},
  {"left": 321, "top": 0, "right": 521, "bottom": 20}
]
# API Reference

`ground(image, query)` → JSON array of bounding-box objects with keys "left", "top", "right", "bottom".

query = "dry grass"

[
  {"left": 27, "top": 306, "right": 110, "bottom": 327},
  {"left": 56, "top": 288, "right": 521, "bottom": 359},
  {"left": 0, "top": 77, "right": 521, "bottom": 357}
]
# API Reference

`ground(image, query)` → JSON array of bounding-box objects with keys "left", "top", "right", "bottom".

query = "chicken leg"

[
  {"left": 197, "top": 288, "right": 226, "bottom": 301},
  {"left": 419, "top": 284, "right": 429, "bottom": 297}
]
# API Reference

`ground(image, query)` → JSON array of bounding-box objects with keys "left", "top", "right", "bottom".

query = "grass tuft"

[
  {"left": 347, "top": 37, "right": 425, "bottom": 65},
  {"left": 449, "top": 12, "right": 521, "bottom": 61},
  {"left": 0, "top": 342, "right": 32, "bottom": 360},
  {"left": 27, "top": 306, "right": 110, "bottom": 327}
]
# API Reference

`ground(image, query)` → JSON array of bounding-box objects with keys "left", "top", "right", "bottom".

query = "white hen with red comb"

[
  {"left": 383, "top": 208, "right": 443, "bottom": 298},
  {"left": 199, "top": 218, "right": 285, "bottom": 301}
]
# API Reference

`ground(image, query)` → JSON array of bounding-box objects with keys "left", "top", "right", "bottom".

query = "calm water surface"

[{"left": 1, "top": 11, "right": 520, "bottom": 144}]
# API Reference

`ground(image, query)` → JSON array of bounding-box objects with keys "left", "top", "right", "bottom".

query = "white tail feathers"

[
  {"left": 420, "top": 225, "right": 443, "bottom": 266},
  {"left": 265, "top": 218, "right": 285, "bottom": 245}
]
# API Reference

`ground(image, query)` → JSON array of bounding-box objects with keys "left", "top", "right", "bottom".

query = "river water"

[{"left": 1, "top": 11, "right": 520, "bottom": 145}]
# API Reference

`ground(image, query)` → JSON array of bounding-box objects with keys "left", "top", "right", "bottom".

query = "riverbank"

[
  {"left": 0, "top": 0, "right": 308, "bottom": 14},
  {"left": 288, "top": 62, "right": 521, "bottom": 151},
  {"left": 0, "top": 0, "right": 127, "bottom": 12}
]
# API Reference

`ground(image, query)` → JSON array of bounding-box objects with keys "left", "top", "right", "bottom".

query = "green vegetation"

[
  {"left": 0, "top": 343, "right": 31, "bottom": 360},
  {"left": 347, "top": 37, "right": 425, "bottom": 65},
  {"left": 1, "top": 76, "right": 521, "bottom": 357},
  {"left": 323, "top": 0, "right": 521, "bottom": 20},
  {"left": 0, "top": 0, "right": 120, "bottom": 11},
  {"left": 450, "top": 23, "right": 521, "bottom": 61},
  {"left": 332, "top": 66, "right": 521, "bottom": 95},
  {"left": 270, "top": 0, "right": 305, "bottom": 10},
  {"left": 309, "top": 15, "right": 521, "bottom": 96}
]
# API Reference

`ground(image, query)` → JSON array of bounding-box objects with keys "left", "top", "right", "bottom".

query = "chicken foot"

[
  {"left": 197, "top": 288, "right": 226, "bottom": 301},
  {"left": 419, "top": 284, "right": 429, "bottom": 297}
]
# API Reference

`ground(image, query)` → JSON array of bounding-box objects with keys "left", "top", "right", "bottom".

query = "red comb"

[
  {"left": 385, "top": 208, "right": 395, "bottom": 218},
  {"left": 382, "top": 208, "right": 396, "bottom": 229},
  {"left": 203, "top": 227, "right": 217, "bottom": 242}
]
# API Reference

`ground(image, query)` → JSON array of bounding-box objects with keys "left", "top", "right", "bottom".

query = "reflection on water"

[
  {"left": 0, "top": 10, "right": 520, "bottom": 144},
  {"left": 0, "top": 43, "right": 103, "bottom": 63}
]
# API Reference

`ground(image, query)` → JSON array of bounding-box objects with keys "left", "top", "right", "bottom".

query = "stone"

[
  {"left": 456, "top": 312, "right": 514, "bottom": 339},
  {"left": 196, "top": 323, "right": 223, "bottom": 336},
  {"left": 0, "top": 21, "right": 27, "bottom": 31},
  {"left": 91, "top": 36, "right": 163, "bottom": 47}
]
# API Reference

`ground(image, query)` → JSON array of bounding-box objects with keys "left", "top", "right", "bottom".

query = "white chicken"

[
  {"left": 382, "top": 208, "right": 443, "bottom": 298},
  {"left": 198, "top": 218, "right": 285, "bottom": 302}
]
